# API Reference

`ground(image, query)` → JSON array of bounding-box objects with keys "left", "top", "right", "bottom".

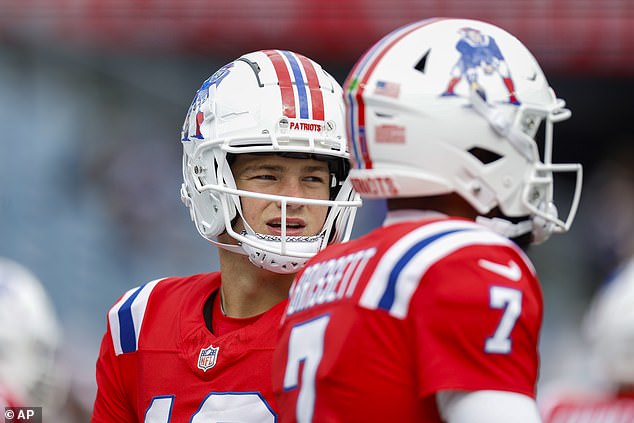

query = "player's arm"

[
  {"left": 437, "top": 390, "right": 542, "bottom": 423},
  {"left": 91, "top": 321, "right": 136, "bottom": 423}
]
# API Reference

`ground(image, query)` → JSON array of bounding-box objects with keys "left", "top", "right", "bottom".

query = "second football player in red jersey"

[
  {"left": 91, "top": 50, "right": 360, "bottom": 422},
  {"left": 273, "top": 18, "right": 583, "bottom": 422}
]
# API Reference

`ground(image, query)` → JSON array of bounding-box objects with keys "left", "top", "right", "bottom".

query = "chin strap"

[
  {"left": 475, "top": 216, "right": 533, "bottom": 240},
  {"left": 476, "top": 212, "right": 558, "bottom": 245},
  {"left": 240, "top": 232, "right": 325, "bottom": 274}
]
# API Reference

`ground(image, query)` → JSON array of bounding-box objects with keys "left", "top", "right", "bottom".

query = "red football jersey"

[
  {"left": 541, "top": 391, "right": 634, "bottom": 422},
  {"left": 92, "top": 273, "right": 284, "bottom": 423},
  {"left": 272, "top": 216, "right": 543, "bottom": 422}
]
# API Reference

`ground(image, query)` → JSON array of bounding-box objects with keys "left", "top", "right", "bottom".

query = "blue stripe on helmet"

[{"left": 281, "top": 50, "right": 309, "bottom": 119}]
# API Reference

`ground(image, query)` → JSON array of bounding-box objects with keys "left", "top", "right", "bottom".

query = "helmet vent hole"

[
  {"left": 468, "top": 147, "right": 502, "bottom": 164},
  {"left": 414, "top": 50, "right": 430, "bottom": 74}
]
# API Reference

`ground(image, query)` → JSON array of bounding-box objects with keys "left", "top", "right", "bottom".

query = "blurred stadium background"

[{"left": 1, "top": 0, "right": 633, "bottom": 416}]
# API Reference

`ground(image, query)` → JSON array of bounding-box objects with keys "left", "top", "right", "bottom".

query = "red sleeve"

[
  {"left": 411, "top": 245, "right": 542, "bottom": 399},
  {"left": 91, "top": 320, "right": 136, "bottom": 423}
]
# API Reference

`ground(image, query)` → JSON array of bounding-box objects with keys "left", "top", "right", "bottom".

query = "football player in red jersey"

[
  {"left": 540, "top": 258, "right": 634, "bottom": 422},
  {"left": 90, "top": 50, "right": 360, "bottom": 422},
  {"left": 272, "top": 18, "right": 583, "bottom": 422}
]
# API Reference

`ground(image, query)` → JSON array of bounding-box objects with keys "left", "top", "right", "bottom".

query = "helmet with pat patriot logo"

[{"left": 344, "top": 18, "right": 582, "bottom": 244}]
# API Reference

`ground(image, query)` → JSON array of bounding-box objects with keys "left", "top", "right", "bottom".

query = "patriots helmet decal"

[{"left": 441, "top": 26, "right": 520, "bottom": 105}]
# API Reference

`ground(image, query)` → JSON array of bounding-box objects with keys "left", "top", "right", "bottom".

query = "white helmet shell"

[
  {"left": 0, "top": 258, "right": 65, "bottom": 409},
  {"left": 584, "top": 259, "right": 634, "bottom": 387},
  {"left": 181, "top": 50, "right": 360, "bottom": 272},
  {"left": 344, "top": 18, "right": 582, "bottom": 244}
]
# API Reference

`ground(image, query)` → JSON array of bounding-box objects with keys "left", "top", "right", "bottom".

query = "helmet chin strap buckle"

[{"left": 475, "top": 216, "right": 532, "bottom": 239}]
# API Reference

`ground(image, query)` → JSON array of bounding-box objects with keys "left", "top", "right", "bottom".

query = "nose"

[{"left": 276, "top": 178, "right": 305, "bottom": 209}]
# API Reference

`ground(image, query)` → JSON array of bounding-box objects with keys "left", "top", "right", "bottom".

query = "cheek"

[
  {"left": 309, "top": 205, "right": 330, "bottom": 230},
  {"left": 239, "top": 198, "right": 267, "bottom": 224}
]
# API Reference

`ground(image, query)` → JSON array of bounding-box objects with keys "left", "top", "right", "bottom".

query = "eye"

[
  {"left": 303, "top": 168, "right": 331, "bottom": 184},
  {"left": 304, "top": 175, "right": 327, "bottom": 183},
  {"left": 250, "top": 173, "right": 277, "bottom": 181}
]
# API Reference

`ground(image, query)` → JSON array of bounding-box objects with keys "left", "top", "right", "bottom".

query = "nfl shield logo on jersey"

[{"left": 197, "top": 344, "right": 219, "bottom": 371}]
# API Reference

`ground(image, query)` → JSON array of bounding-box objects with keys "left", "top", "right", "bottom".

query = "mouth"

[{"left": 266, "top": 218, "right": 306, "bottom": 236}]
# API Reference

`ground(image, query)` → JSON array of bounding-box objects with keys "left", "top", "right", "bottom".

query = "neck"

[{"left": 218, "top": 248, "right": 294, "bottom": 318}]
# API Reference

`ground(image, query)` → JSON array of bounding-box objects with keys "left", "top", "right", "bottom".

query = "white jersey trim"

[
  {"left": 360, "top": 220, "right": 518, "bottom": 319},
  {"left": 108, "top": 278, "right": 163, "bottom": 355}
]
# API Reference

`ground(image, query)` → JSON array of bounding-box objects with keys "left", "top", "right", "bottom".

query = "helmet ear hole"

[{"left": 467, "top": 147, "right": 503, "bottom": 165}]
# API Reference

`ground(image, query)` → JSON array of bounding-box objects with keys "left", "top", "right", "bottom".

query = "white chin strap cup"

[
  {"left": 476, "top": 216, "right": 533, "bottom": 240},
  {"left": 240, "top": 233, "right": 324, "bottom": 274}
]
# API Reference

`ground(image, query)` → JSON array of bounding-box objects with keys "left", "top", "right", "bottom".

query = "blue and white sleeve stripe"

[
  {"left": 360, "top": 221, "right": 515, "bottom": 319},
  {"left": 108, "top": 278, "right": 163, "bottom": 356}
]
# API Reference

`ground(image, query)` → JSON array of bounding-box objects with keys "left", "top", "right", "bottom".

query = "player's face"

[{"left": 231, "top": 153, "right": 331, "bottom": 237}]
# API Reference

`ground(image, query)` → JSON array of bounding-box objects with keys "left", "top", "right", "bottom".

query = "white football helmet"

[
  {"left": 584, "top": 259, "right": 634, "bottom": 387},
  {"left": 0, "top": 258, "right": 65, "bottom": 409},
  {"left": 344, "top": 18, "right": 582, "bottom": 244},
  {"left": 181, "top": 50, "right": 361, "bottom": 273}
]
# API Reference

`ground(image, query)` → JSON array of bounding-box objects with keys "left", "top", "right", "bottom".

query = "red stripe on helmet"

[
  {"left": 348, "top": 18, "right": 443, "bottom": 169},
  {"left": 297, "top": 54, "right": 325, "bottom": 121},
  {"left": 264, "top": 50, "right": 296, "bottom": 118}
]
